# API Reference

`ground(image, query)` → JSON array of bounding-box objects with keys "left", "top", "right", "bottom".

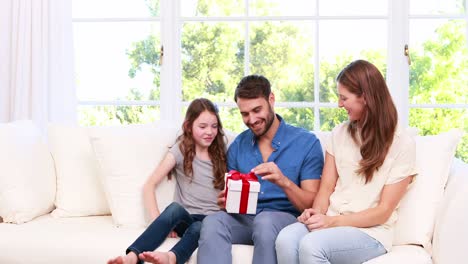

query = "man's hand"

[
  {"left": 251, "top": 162, "right": 290, "bottom": 188},
  {"left": 217, "top": 189, "right": 226, "bottom": 209}
]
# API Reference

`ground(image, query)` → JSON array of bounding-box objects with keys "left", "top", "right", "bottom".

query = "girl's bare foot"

[
  {"left": 139, "top": 251, "right": 176, "bottom": 264},
  {"left": 107, "top": 252, "right": 138, "bottom": 264}
]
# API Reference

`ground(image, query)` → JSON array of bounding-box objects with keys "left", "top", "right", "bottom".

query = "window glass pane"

[
  {"left": 458, "top": 134, "right": 468, "bottom": 163},
  {"left": 181, "top": 106, "right": 245, "bottom": 133},
  {"left": 319, "top": 108, "right": 347, "bottom": 131},
  {"left": 409, "top": 19, "right": 468, "bottom": 104},
  {"left": 319, "top": 61, "right": 345, "bottom": 103},
  {"left": 409, "top": 108, "right": 467, "bottom": 162},
  {"left": 319, "top": 20, "right": 387, "bottom": 103},
  {"left": 249, "top": 21, "right": 315, "bottom": 102},
  {"left": 181, "top": 22, "right": 244, "bottom": 102},
  {"left": 217, "top": 107, "right": 245, "bottom": 133},
  {"left": 410, "top": 0, "right": 465, "bottom": 15},
  {"left": 319, "top": 0, "right": 387, "bottom": 16},
  {"left": 276, "top": 108, "right": 315, "bottom": 131},
  {"left": 181, "top": 0, "right": 244, "bottom": 17},
  {"left": 78, "top": 105, "right": 160, "bottom": 126},
  {"left": 249, "top": 0, "right": 317, "bottom": 16},
  {"left": 74, "top": 22, "right": 161, "bottom": 101},
  {"left": 73, "top": 0, "right": 159, "bottom": 18}
]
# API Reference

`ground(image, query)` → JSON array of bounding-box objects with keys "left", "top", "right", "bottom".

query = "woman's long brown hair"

[
  {"left": 336, "top": 60, "right": 398, "bottom": 183},
  {"left": 177, "top": 98, "right": 226, "bottom": 190}
]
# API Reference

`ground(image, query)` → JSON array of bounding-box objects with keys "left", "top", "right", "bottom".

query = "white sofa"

[{"left": 0, "top": 120, "right": 466, "bottom": 264}]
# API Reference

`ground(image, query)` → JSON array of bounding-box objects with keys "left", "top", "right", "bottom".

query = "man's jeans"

[
  {"left": 197, "top": 210, "right": 297, "bottom": 264},
  {"left": 276, "top": 223, "right": 387, "bottom": 264},
  {"left": 127, "top": 202, "right": 205, "bottom": 264}
]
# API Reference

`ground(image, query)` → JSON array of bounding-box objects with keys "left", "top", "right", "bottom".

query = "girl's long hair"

[
  {"left": 336, "top": 60, "right": 398, "bottom": 183},
  {"left": 177, "top": 98, "right": 226, "bottom": 190}
]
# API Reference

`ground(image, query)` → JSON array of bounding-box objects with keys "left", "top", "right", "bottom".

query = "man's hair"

[{"left": 234, "top": 75, "right": 271, "bottom": 102}]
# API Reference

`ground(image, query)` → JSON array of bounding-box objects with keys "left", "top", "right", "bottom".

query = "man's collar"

[{"left": 250, "top": 114, "right": 284, "bottom": 148}]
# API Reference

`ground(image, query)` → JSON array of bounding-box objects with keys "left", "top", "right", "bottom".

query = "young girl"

[
  {"left": 107, "top": 98, "right": 226, "bottom": 264},
  {"left": 275, "top": 60, "right": 418, "bottom": 264}
]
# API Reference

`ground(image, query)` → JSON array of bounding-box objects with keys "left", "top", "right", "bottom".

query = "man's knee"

[
  {"left": 200, "top": 212, "right": 228, "bottom": 236},
  {"left": 253, "top": 212, "right": 293, "bottom": 236},
  {"left": 253, "top": 211, "right": 280, "bottom": 229},
  {"left": 252, "top": 213, "right": 279, "bottom": 242}
]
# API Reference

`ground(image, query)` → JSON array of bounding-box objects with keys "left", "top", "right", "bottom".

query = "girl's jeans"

[{"left": 126, "top": 202, "right": 205, "bottom": 264}]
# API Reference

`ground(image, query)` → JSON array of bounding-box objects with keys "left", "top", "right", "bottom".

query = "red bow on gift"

[{"left": 225, "top": 170, "right": 258, "bottom": 214}]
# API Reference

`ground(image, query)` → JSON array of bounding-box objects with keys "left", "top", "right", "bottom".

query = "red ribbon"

[{"left": 225, "top": 170, "right": 258, "bottom": 214}]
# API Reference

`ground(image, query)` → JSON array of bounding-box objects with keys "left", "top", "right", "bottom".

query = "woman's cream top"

[{"left": 326, "top": 122, "right": 418, "bottom": 251}]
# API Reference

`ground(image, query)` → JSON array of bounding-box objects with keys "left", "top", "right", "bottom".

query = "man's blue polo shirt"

[{"left": 227, "top": 115, "right": 324, "bottom": 217}]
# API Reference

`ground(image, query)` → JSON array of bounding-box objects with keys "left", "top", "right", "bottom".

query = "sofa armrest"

[
  {"left": 432, "top": 158, "right": 468, "bottom": 264},
  {"left": 363, "top": 245, "right": 431, "bottom": 264}
]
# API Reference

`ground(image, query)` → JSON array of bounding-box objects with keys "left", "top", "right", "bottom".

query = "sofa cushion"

[
  {"left": 432, "top": 158, "right": 468, "bottom": 264},
  {"left": 0, "top": 215, "right": 145, "bottom": 264},
  {"left": 393, "top": 129, "right": 463, "bottom": 250},
  {"left": 90, "top": 124, "right": 178, "bottom": 227},
  {"left": 0, "top": 214, "right": 254, "bottom": 264},
  {"left": 48, "top": 124, "right": 110, "bottom": 217},
  {"left": 363, "top": 245, "right": 431, "bottom": 264},
  {"left": 0, "top": 120, "right": 56, "bottom": 223}
]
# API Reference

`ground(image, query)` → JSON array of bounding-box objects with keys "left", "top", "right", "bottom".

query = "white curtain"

[{"left": 0, "top": 0, "right": 77, "bottom": 129}]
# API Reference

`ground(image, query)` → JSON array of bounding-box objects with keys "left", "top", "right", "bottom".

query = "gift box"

[{"left": 225, "top": 170, "right": 260, "bottom": 214}]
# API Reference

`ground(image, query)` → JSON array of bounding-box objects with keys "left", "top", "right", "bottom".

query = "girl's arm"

[
  {"left": 142, "top": 152, "right": 176, "bottom": 221},
  {"left": 298, "top": 152, "right": 338, "bottom": 222},
  {"left": 304, "top": 175, "right": 413, "bottom": 230}
]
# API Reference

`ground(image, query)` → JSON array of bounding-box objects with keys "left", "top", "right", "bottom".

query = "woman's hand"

[
  {"left": 303, "top": 210, "right": 333, "bottom": 231},
  {"left": 297, "top": 208, "right": 315, "bottom": 223}
]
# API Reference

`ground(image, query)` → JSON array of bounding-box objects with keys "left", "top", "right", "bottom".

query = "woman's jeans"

[
  {"left": 276, "top": 223, "right": 387, "bottom": 264},
  {"left": 126, "top": 202, "right": 205, "bottom": 264}
]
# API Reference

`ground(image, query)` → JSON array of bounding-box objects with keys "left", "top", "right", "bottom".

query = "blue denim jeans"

[
  {"left": 197, "top": 210, "right": 297, "bottom": 264},
  {"left": 126, "top": 202, "right": 205, "bottom": 264},
  {"left": 276, "top": 223, "right": 387, "bottom": 264}
]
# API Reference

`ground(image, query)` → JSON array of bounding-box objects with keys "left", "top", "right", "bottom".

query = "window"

[
  {"left": 73, "top": 0, "right": 162, "bottom": 125},
  {"left": 72, "top": 0, "right": 468, "bottom": 162},
  {"left": 178, "top": 0, "right": 388, "bottom": 133},
  {"left": 408, "top": 0, "right": 468, "bottom": 161}
]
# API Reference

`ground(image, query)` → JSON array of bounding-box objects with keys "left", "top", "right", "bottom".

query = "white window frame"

[{"left": 74, "top": 0, "right": 468, "bottom": 129}]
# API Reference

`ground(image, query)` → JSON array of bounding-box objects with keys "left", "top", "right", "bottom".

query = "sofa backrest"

[
  {"left": 49, "top": 123, "right": 182, "bottom": 227},
  {"left": 47, "top": 123, "right": 239, "bottom": 228}
]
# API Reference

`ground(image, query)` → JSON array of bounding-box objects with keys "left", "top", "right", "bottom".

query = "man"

[{"left": 197, "top": 75, "right": 324, "bottom": 264}]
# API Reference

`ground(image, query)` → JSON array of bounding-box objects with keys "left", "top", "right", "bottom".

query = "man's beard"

[{"left": 252, "top": 106, "right": 275, "bottom": 137}]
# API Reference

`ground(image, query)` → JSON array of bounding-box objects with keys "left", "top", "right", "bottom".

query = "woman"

[{"left": 275, "top": 60, "right": 417, "bottom": 264}]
